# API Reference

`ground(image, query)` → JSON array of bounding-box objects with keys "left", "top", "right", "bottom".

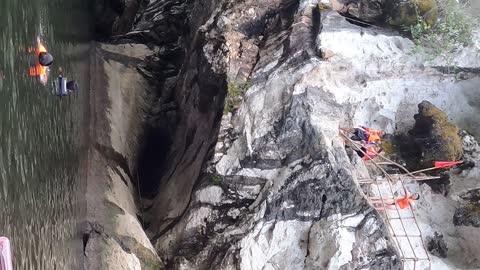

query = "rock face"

[
  {"left": 84, "top": 43, "right": 163, "bottom": 269},
  {"left": 402, "top": 101, "right": 464, "bottom": 169},
  {"left": 89, "top": 0, "right": 480, "bottom": 269}
]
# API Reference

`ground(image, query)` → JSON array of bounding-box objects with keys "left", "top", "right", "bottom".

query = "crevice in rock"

[
  {"left": 303, "top": 223, "right": 313, "bottom": 267},
  {"left": 432, "top": 66, "right": 480, "bottom": 76},
  {"left": 94, "top": 142, "right": 132, "bottom": 180},
  {"left": 83, "top": 232, "right": 90, "bottom": 255},
  {"left": 137, "top": 127, "right": 172, "bottom": 198},
  {"left": 312, "top": 5, "right": 322, "bottom": 57}
]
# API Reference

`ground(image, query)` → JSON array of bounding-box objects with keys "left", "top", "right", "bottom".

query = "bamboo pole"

[{"left": 340, "top": 131, "right": 431, "bottom": 270}]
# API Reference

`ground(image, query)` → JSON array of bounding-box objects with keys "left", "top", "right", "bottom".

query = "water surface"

[{"left": 0, "top": 0, "right": 91, "bottom": 268}]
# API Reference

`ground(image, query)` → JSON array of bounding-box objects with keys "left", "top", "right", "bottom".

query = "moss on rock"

[
  {"left": 403, "top": 101, "right": 463, "bottom": 169},
  {"left": 119, "top": 235, "right": 165, "bottom": 270},
  {"left": 379, "top": 139, "right": 395, "bottom": 156},
  {"left": 387, "top": 0, "right": 438, "bottom": 27}
]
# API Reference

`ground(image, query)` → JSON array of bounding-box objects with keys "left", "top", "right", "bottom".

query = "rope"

[
  {"left": 340, "top": 132, "right": 431, "bottom": 270},
  {"left": 135, "top": 170, "right": 145, "bottom": 229}
]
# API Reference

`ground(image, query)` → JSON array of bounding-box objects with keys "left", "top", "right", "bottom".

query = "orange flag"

[{"left": 434, "top": 161, "right": 463, "bottom": 169}]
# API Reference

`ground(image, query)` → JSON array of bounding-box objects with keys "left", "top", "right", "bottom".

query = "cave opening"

[{"left": 136, "top": 126, "right": 173, "bottom": 199}]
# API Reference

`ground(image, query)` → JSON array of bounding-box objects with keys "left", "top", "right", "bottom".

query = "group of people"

[
  {"left": 28, "top": 39, "right": 78, "bottom": 97},
  {"left": 340, "top": 126, "right": 385, "bottom": 160},
  {"left": 340, "top": 125, "right": 420, "bottom": 211}
]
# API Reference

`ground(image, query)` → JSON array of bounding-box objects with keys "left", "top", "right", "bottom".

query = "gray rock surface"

[
  {"left": 137, "top": 0, "right": 398, "bottom": 268},
  {"left": 85, "top": 43, "right": 163, "bottom": 269},
  {"left": 89, "top": 0, "right": 480, "bottom": 269}
]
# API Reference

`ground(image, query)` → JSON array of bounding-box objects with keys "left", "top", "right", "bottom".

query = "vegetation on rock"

[
  {"left": 387, "top": 0, "right": 438, "bottom": 28},
  {"left": 210, "top": 174, "right": 223, "bottom": 185},
  {"left": 407, "top": 0, "right": 477, "bottom": 61},
  {"left": 223, "top": 80, "right": 251, "bottom": 114}
]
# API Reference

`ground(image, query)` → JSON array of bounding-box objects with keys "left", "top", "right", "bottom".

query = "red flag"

[{"left": 434, "top": 161, "right": 463, "bottom": 169}]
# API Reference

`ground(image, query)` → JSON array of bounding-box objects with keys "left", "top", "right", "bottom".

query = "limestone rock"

[{"left": 90, "top": 0, "right": 480, "bottom": 269}]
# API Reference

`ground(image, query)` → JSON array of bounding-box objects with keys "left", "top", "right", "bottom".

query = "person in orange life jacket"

[
  {"left": 370, "top": 191, "right": 420, "bottom": 211},
  {"left": 356, "top": 144, "right": 382, "bottom": 160},
  {"left": 28, "top": 42, "right": 53, "bottom": 84},
  {"left": 340, "top": 126, "right": 385, "bottom": 145}
]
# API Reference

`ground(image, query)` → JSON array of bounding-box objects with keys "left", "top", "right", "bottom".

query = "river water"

[{"left": 0, "top": 0, "right": 91, "bottom": 268}]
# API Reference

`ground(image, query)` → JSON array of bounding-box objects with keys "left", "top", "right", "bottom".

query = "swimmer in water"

[
  {"left": 53, "top": 68, "right": 78, "bottom": 98},
  {"left": 28, "top": 38, "right": 53, "bottom": 84}
]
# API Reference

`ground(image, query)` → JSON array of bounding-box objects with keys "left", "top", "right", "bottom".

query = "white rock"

[{"left": 194, "top": 186, "right": 224, "bottom": 205}]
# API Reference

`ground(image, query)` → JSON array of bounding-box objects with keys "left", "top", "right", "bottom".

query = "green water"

[{"left": 0, "top": 0, "right": 91, "bottom": 268}]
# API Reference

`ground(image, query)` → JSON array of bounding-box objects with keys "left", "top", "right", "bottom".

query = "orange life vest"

[
  {"left": 362, "top": 146, "right": 379, "bottom": 160},
  {"left": 396, "top": 195, "right": 415, "bottom": 209},
  {"left": 363, "top": 127, "right": 382, "bottom": 143},
  {"left": 29, "top": 43, "right": 49, "bottom": 83}
]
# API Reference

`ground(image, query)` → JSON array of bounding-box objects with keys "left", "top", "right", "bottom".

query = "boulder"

[
  {"left": 454, "top": 188, "right": 480, "bottom": 227},
  {"left": 453, "top": 203, "right": 480, "bottom": 227},
  {"left": 386, "top": 0, "right": 438, "bottom": 27},
  {"left": 330, "top": 0, "right": 385, "bottom": 22},
  {"left": 427, "top": 232, "right": 448, "bottom": 258},
  {"left": 404, "top": 101, "right": 463, "bottom": 169}
]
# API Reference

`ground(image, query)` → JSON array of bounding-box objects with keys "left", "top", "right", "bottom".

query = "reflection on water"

[{"left": 0, "top": 0, "right": 91, "bottom": 268}]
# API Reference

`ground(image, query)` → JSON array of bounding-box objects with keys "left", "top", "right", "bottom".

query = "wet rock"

[
  {"left": 454, "top": 188, "right": 480, "bottom": 227},
  {"left": 84, "top": 231, "right": 142, "bottom": 270},
  {"left": 460, "top": 188, "right": 480, "bottom": 202},
  {"left": 427, "top": 232, "right": 448, "bottom": 258},
  {"left": 94, "top": 0, "right": 141, "bottom": 38},
  {"left": 424, "top": 173, "right": 451, "bottom": 195},
  {"left": 453, "top": 203, "right": 480, "bottom": 227},
  {"left": 402, "top": 101, "right": 463, "bottom": 170},
  {"left": 153, "top": 174, "right": 267, "bottom": 268},
  {"left": 386, "top": 0, "right": 438, "bottom": 27},
  {"left": 85, "top": 42, "right": 163, "bottom": 269}
]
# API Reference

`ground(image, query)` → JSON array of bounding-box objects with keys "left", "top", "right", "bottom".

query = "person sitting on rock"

[
  {"left": 370, "top": 192, "right": 420, "bottom": 211},
  {"left": 340, "top": 126, "right": 385, "bottom": 145},
  {"left": 356, "top": 144, "right": 382, "bottom": 161}
]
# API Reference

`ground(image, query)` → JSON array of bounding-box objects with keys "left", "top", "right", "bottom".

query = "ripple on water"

[{"left": 0, "top": 0, "right": 90, "bottom": 268}]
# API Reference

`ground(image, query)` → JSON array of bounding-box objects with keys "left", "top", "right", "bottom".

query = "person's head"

[
  {"left": 39, "top": 52, "right": 54, "bottom": 66},
  {"left": 411, "top": 193, "right": 420, "bottom": 200},
  {"left": 66, "top": 80, "right": 78, "bottom": 91}
]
